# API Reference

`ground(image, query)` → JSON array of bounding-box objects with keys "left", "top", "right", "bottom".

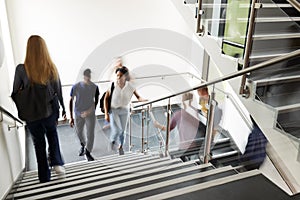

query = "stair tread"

[
  {"left": 254, "top": 17, "right": 300, "bottom": 22},
  {"left": 254, "top": 75, "right": 300, "bottom": 86},
  {"left": 253, "top": 33, "right": 300, "bottom": 40},
  {"left": 250, "top": 49, "right": 298, "bottom": 60}
]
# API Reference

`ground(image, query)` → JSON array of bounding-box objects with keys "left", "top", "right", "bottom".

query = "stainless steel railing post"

[
  {"left": 196, "top": 0, "right": 204, "bottom": 34},
  {"left": 129, "top": 108, "right": 133, "bottom": 152},
  {"left": 165, "top": 98, "right": 171, "bottom": 157},
  {"left": 240, "top": 0, "right": 261, "bottom": 96},
  {"left": 203, "top": 88, "right": 216, "bottom": 163},
  {"left": 141, "top": 109, "right": 145, "bottom": 153}
]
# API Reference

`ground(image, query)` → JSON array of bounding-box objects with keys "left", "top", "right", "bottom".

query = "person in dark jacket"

[
  {"left": 241, "top": 116, "right": 268, "bottom": 170},
  {"left": 12, "top": 35, "right": 66, "bottom": 183}
]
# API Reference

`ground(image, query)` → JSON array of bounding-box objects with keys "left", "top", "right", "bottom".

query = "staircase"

[
  {"left": 174, "top": 0, "right": 300, "bottom": 194},
  {"left": 5, "top": 153, "right": 299, "bottom": 200},
  {"left": 247, "top": 0, "right": 300, "bottom": 141}
]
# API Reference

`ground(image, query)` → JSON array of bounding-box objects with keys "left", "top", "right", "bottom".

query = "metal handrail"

[
  {"left": 0, "top": 106, "right": 23, "bottom": 125},
  {"left": 134, "top": 49, "right": 300, "bottom": 108},
  {"left": 287, "top": 0, "right": 300, "bottom": 12},
  {"left": 61, "top": 72, "right": 197, "bottom": 87}
]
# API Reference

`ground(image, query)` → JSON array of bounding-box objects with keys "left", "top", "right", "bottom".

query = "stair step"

[
  {"left": 253, "top": 33, "right": 300, "bottom": 40},
  {"left": 211, "top": 150, "right": 239, "bottom": 160},
  {"left": 276, "top": 104, "right": 300, "bottom": 139},
  {"left": 248, "top": 56, "right": 300, "bottom": 80},
  {"left": 254, "top": 76, "right": 300, "bottom": 107},
  {"left": 254, "top": 17, "right": 300, "bottom": 22},
  {"left": 249, "top": 49, "right": 297, "bottom": 61},
  {"left": 261, "top": 3, "right": 293, "bottom": 8},
  {"left": 53, "top": 166, "right": 235, "bottom": 200},
  {"left": 255, "top": 75, "right": 300, "bottom": 87}
]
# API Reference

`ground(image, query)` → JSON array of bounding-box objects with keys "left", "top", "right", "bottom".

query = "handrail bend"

[{"left": 0, "top": 106, "right": 23, "bottom": 125}]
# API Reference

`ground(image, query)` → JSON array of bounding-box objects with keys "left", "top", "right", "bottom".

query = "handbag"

[{"left": 11, "top": 83, "right": 53, "bottom": 122}]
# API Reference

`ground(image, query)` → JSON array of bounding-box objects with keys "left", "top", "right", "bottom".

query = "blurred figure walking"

[{"left": 69, "top": 69, "right": 100, "bottom": 161}]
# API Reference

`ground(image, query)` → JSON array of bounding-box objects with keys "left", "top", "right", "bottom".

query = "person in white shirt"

[{"left": 104, "top": 66, "right": 145, "bottom": 155}]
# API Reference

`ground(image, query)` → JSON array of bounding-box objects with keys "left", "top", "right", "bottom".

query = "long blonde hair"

[{"left": 24, "top": 35, "right": 59, "bottom": 85}]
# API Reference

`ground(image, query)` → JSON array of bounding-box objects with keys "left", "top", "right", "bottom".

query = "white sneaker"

[{"left": 53, "top": 165, "right": 66, "bottom": 179}]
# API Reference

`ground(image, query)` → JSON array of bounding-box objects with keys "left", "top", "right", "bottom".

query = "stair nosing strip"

[
  {"left": 254, "top": 75, "right": 300, "bottom": 86},
  {"left": 211, "top": 150, "right": 238, "bottom": 159},
  {"left": 276, "top": 103, "right": 300, "bottom": 111},
  {"left": 253, "top": 33, "right": 300, "bottom": 40}
]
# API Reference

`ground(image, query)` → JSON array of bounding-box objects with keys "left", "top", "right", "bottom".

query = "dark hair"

[
  {"left": 83, "top": 68, "right": 91, "bottom": 77},
  {"left": 116, "top": 66, "right": 130, "bottom": 81}
]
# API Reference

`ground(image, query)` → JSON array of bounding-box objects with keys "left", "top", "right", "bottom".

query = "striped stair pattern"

[{"left": 6, "top": 152, "right": 298, "bottom": 199}]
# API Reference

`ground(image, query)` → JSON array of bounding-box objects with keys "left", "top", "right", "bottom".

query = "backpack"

[
  {"left": 100, "top": 82, "right": 115, "bottom": 113},
  {"left": 11, "top": 82, "right": 53, "bottom": 122}
]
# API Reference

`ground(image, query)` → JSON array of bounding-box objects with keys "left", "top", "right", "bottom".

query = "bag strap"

[{"left": 110, "top": 82, "right": 115, "bottom": 96}]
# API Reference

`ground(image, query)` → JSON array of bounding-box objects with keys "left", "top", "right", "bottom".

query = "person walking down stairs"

[
  {"left": 12, "top": 35, "right": 66, "bottom": 183},
  {"left": 69, "top": 69, "right": 100, "bottom": 161}
]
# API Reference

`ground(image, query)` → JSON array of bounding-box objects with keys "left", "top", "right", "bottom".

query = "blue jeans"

[
  {"left": 27, "top": 113, "right": 64, "bottom": 182},
  {"left": 110, "top": 107, "right": 129, "bottom": 147}
]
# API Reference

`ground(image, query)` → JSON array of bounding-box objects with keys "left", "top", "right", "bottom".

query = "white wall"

[
  {"left": 0, "top": 1, "right": 25, "bottom": 198},
  {"left": 5, "top": 0, "right": 206, "bottom": 118}
]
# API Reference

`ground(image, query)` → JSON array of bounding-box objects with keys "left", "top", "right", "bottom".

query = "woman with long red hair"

[{"left": 12, "top": 35, "right": 66, "bottom": 183}]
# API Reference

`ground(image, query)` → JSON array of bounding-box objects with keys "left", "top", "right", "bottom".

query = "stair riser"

[
  {"left": 255, "top": 80, "right": 300, "bottom": 107},
  {"left": 251, "top": 38, "right": 300, "bottom": 53}
]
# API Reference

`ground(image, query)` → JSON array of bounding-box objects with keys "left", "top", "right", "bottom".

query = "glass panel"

[
  {"left": 200, "top": 0, "right": 251, "bottom": 57},
  {"left": 131, "top": 82, "right": 252, "bottom": 165},
  {"left": 254, "top": 91, "right": 300, "bottom": 147},
  {"left": 221, "top": 0, "right": 251, "bottom": 57}
]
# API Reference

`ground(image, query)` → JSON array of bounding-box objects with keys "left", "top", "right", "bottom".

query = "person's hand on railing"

[{"left": 137, "top": 97, "right": 148, "bottom": 102}]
